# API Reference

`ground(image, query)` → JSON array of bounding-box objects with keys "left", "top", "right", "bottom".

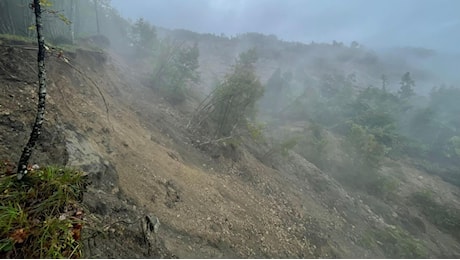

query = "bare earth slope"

[{"left": 1, "top": 39, "right": 459, "bottom": 258}]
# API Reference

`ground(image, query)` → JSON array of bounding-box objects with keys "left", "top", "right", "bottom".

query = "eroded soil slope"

[{"left": 1, "top": 40, "right": 459, "bottom": 258}]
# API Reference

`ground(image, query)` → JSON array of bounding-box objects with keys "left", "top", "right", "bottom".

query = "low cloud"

[{"left": 112, "top": 0, "right": 460, "bottom": 53}]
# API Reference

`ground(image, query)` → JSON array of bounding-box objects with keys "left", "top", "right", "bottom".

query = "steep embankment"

[{"left": 1, "top": 38, "right": 459, "bottom": 258}]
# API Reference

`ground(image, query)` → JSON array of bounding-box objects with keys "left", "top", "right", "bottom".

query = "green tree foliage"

[
  {"left": 447, "top": 136, "right": 460, "bottom": 158},
  {"left": 347, "top": 87, "right": 402, "bottom": 150},
  {"left": 317, "top": 73, "right": 355, "bottom": 125},
  {"left": 131, "top": 19, "right": 200, "bottom": 103},
  {"left": 282, "top": 73, "right": 356, "bottom": 127},
  {"left": 342, "top": 123, "right": 397, "bottom": 197},
  {"left": 260, "top": 68, "right": 292, "bottom": 114},
  {"left": 380, "top": 74, "right": 388, "bottom": 91},
  {"left": 296, "top": 123, "right": 328, "bottom": 169},
  {"left": 412, "top": 190, "right": 460, "bottom": 240},
  {"left": 190, "top": 49, "right": 263, "bottom": 140},
  {"left": 350, "top": 41, "right": 360, "bottom": 49},
  {"left": 0, "top": 0, "right": 38, "bottom": 37},
  {"left": 370, "top": 226, "right": 427, "bottom": 258},
  {"left": 152, "top": 39, "right": 200, "bottom": 104},
  {"left": 0, "top": 0, "right": 129, "bottom": 50},
  {"left": 408, "top": 86, "right": 460, "bottom": 161},
  {"left": 130, "top": 18, "right": 157, "bottom": 56},
  {"left": 262, "top": 135, "right": 299, "bottom": 161},
  {"left": 320, "top": 73, "right": 355, "bottom": 100},
  {"left": 345, "top": 123, "right": 386, "bottom": 172},
  {"left": 398, "top": 72, "right": 415, "bottom": 99},
  {"left": 208, "top": 49, "right": 264, "bottom": 137},
  {"left": 429, "top": 86, "right": 460, "bottom": 132},
  {"left": 0, "top": 0, "right": 72, "bottom": 42}
]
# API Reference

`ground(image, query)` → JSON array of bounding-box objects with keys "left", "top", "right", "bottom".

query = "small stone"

[
  {"left": 153, "top": 220, "right": 160, "bottom": 233},
  {"left": 111, "top": 187, "right": 119, "bottom": 195}
]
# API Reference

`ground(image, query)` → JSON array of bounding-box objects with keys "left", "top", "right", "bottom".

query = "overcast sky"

[{"left": 111, "top": 0, "right": 460, "bottom": 53}]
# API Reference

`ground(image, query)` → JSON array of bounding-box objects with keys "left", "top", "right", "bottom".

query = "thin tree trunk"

[
  {"left": 4, "top": 0, "right": 16, "bottom": 35},
  {"left": 74, "top": 0, "right": 80, "bottom": 38},
  {"left": 69, "top": 0, "right": 75, "bottom": 44},
  {"left": 94, "top": 0, "right": 100, "bottom": 35},
  {"left": 17, "top": 0, "right": 47, "bottom": 180}
]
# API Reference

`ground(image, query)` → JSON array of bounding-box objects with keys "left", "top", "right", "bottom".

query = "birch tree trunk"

[{"left": 17, "top": 0, "right": 47, "bottom": 180}]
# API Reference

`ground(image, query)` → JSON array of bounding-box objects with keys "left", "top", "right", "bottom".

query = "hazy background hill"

[
  {"left": 112, "top": 0, "right": 460, "bottom": 94},
  {"left": 156, "top": 28, "right": 453, "bottom": 96},
  {"left": 112, "top": 0, "right": 460, "bottom": 54},
  {"left": 1, "top": 0, "right": 460, "bottom": 258}
]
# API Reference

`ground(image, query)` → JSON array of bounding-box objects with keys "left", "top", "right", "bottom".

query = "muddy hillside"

[{"left": 1, "top": 34, "right": 460, "bottom": 258}]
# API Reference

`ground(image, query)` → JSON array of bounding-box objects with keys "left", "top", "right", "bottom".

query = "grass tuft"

[
  {"left": 0, "top": 34, "right": 36, "bottom": 45},
  {"left": 0, "top": 161, "right": 87, "bottom": 258}
]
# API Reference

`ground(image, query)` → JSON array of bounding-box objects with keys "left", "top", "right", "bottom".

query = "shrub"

[
  {"left": 152, "top": 40, "right": 200, "bottom": 104},
  {"left": 411, "top": 190, "right": 460, "bottom": 240},
  {"left": 195, "top": 49, "right": 263, "bottom": 138},
  {"left": 344, "top": 123, "right": 386, "bottom": 171},
  {"left": 365, "top": 226, "right": 427, "bottom": 258},
  {"left": 338, "top": 123, "right": 399, "bottom": 198},
  {"left": 296, "top": 123, "right": 328, "bottom": 169}
]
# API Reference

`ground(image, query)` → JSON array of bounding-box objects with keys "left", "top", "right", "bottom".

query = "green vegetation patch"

[
  {"left": 0, "top": 161, "right": 87, "bottom": 258},
  {"left": 360, "top": 226, "right": 427, "bottom": 258},
  {"left": 411, "top": 190, "right": 460, "bottom": 240},
  {"left": 0, "top": 34, "right": 36, "bottom": 45}
]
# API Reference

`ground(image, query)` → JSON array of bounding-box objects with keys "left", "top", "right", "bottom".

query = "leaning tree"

[{"left": 17, "top": 0, "right": 47, "bottom": 180}]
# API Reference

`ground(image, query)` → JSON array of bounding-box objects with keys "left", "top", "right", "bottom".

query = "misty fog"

[
  {"left": 1, "top": 0, "right": 460, "bottom": 258},
  {"left": 112, "top": 0, "right": 460, "bottom": 53},
  {"left": 112, "top": 0, "right": 460, "bottom": 85}
]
